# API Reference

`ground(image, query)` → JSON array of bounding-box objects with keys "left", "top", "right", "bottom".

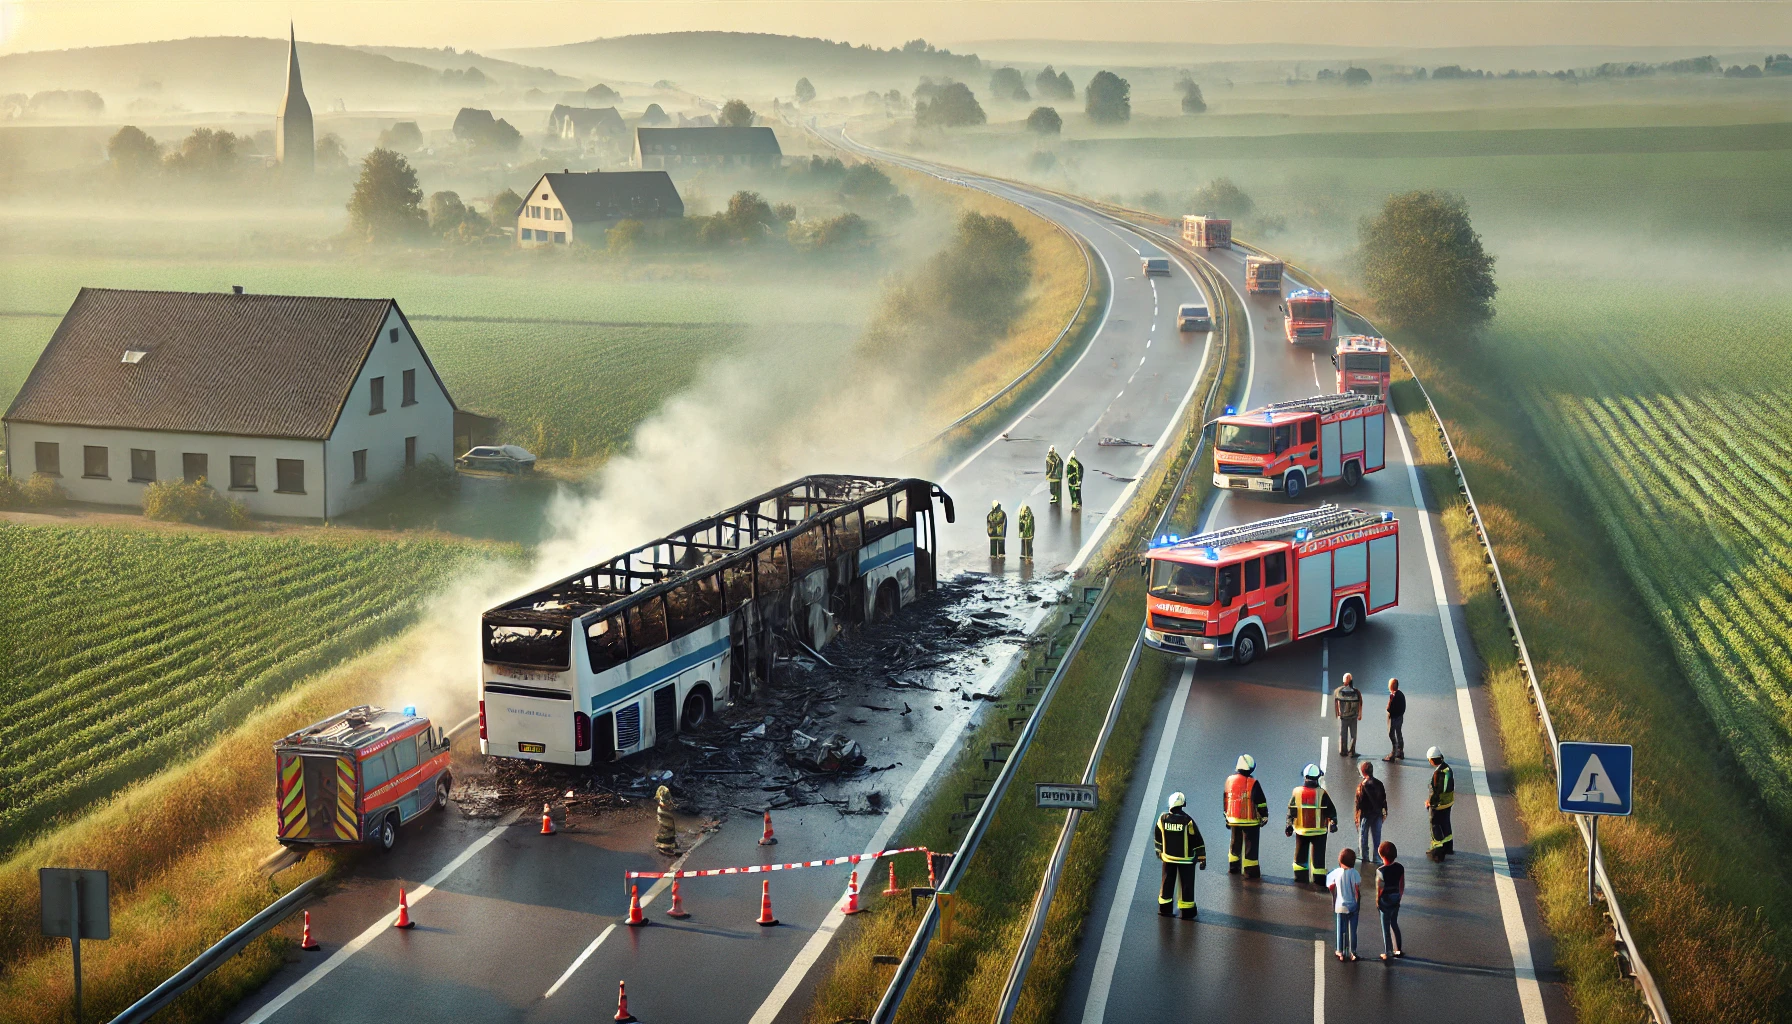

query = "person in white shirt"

[{"left": 1327, "top": 848, "right": 1362, "bottom": 961}]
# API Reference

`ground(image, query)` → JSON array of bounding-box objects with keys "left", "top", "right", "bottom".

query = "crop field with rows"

[{"left": 0, "top": 524, "right": 484, "bottom": 853}]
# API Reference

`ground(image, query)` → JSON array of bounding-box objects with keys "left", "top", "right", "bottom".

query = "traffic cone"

[
  {"left": 540, "top": 802, "right": 556, "bottom": 835},
  {"left": 758, "top": 810, "right": 778, "bottom": 846},
  {"left": 299, "top": 910, "right": 320, "bottom": 951},
  {"left": 842, "top": 871, "right": 862, "bottom": 915},
  {"left": 882, "top": 862, "right": 901, "bottom": 897},
  {"left": 756, "top": 880, "right": 779, "bottom": 927},
  {"left": 394, "top": 888, "right": 414, "bottom": 929},
  {"left": 665, "top": 880, "right": 690, "bottom": 919},
  {"left": 625, "top": 884, "right": 647, "bottom": 926},
  {"left": 613, "top": 980, "right": 638, "bottom": 1023}
]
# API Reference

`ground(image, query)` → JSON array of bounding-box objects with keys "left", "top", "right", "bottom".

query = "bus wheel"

[
  {"left": 435, "top": 775, "right": 452, "bottom": 811},
  {"left": 874, "top": 581, "right": 900, "bottom": 622},
  {"left": 374, "top": 814, "right": 399, "bottom": 853},
  {"left": 1233, "top": 628, "right": 1261, "bottom": 666},
  {"left": 1336, "top": 599, "right": 1363, "bottom": 636},
  {"left": 1284, "top": 473, "right": 1305, "bottom": 501},
  {"left": 682, "top": 689, "right": 711, "bottom": 730},
  {"left": 1343, "top": 460, "right": 1363, "bottom": 488}
]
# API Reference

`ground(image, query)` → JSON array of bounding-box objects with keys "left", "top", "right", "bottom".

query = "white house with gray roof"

[{"left": 515, "top": 169, "right": 684, "bottom": 246}]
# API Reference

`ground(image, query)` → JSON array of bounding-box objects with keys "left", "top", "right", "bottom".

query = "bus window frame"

[{"left": 625, "top": 595, "right": 670, "bottom": 652}]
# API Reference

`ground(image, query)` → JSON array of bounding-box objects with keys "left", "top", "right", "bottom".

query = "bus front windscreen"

[
  {"left": 1217, "top": 423, "right": 1274, "bottom": 455},
  {"left": 1290, "top": 298, "right": 1332, "bottom": 322},
  {"left": 1151, "top": 560, "right": 1216, "bottom": 605},
  {"left": 483, "top": 621, "right": 571, "bottom": 669}
]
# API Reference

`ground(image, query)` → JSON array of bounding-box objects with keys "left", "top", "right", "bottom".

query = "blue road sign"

[{"left": 1558, "top": 742, "right": 1633, "bottom": 816}]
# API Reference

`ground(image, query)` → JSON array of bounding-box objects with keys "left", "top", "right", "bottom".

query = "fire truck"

[
  {"left": 1144, "top": 505, "right": 1400, "bottom": 664},
  {"left": 1282, "top": 288, "right": 1335, "bottom": 345},
  {"left": 1183, "top": 215, "right": 1231, "bottom": 249},
  {"left": 1212, "top": 393, "right": 1386, "bottom": 500},
  {"left": 1334, "top": 335, "right": 1392, "bottom": 400},
  {"left": 1244, "top": 255, "right": 1283, "bottom": 295},
  {"left": 275, "top": 706, "right": 452, "bottom": 852}
]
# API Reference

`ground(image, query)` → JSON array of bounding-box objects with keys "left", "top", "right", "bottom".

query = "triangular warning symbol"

[{"left": 1568, "top": 753, "right": 1622, "bottom": 805}]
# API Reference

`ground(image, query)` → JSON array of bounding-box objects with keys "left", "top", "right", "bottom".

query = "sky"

[{"left": 0, "top": 0, "right": 1787, "bottom": 55}]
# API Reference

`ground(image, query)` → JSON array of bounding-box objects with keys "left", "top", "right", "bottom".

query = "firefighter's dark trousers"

[
  {"left": 1020, "top": 538, "right": 1034, "bottom": 560},
  {"left": 1069, "top": 483, "right": 1082, "bottom": 509},
  {"left": 989, "top": 537, "right": 1005, "bottom": 557},
  {"left": 1049, "top": 479, "right": 1062, "bottom": 504},
  {"left": 1293, "top": 833, "right": 1328, "bottom": 883},
  {"left": 1429, "top": 808, "right": 1454, "bottom": 857},
  {"left": 1227, "top": 825, "right": 1261, "bottom": 877},
  {"left": 1159, "top": 861, "right": 1196, "bottom": 917}
]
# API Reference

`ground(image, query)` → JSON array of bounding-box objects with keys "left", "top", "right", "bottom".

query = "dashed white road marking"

[{"left": 1314, "top": 939, "right": 1328, "bottom": 1021}]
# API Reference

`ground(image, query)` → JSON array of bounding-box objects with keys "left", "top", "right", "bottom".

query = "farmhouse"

[
  {"left": 632, "top": 126, "right": 783, "bottom": 170},
  {"left": 515, "top": 169, "right": 684, "bottom": 246},
  {"left": 547, "top": 104, "right": 627, "bottom": 151},
  {"left": 2, "top": 287, "right": 457, "bottom": 520}
]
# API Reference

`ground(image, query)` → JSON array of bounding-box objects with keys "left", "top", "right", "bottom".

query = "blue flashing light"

[
  {"left": 1381, "top": 511, "right": 1395, "bottom": 522},
  {"left": 1264, "top": 411, "right": 1274, "bottom": 422},
  {"left": 1169, "top": 534, "right": 1180, "bottom": 543},
  {"left": 1223, "top": 405, "right": 1236, "bottom": 416},
  {"left": 1204, "top": 546, "right": 1219, "bottom": 560},
  {"left": 403, "top": 705, "right": 417, "bottom": 717},
  {"left": 1294, "top": 528, "right": 1311, "bottom": 542}
]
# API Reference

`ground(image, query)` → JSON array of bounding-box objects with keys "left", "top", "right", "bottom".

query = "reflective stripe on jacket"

[
  {"left": 1018, "top": 507, "right": 1036, "bottom": 540},
  {"left": 1430, "top": 762, "right": 1455, "bottom": 810},
  {"left": 1155, "top": 809, "right": 1205, "bottom": 863},
  {"left": 1046, "top": 451, "right": 1063, "bottom": 480},
  {"left": 1066, "top": 459, "right": 1083, "bottom": 486},
  {"left": 987, "top": 508, "right": 1007, "bottom": 538},
  {"left": 1224, "top": 773, "right": 1267, "bottom": 826},
  {"left": 1287, "top": 784, "right": 1336, "bottom": 836}
]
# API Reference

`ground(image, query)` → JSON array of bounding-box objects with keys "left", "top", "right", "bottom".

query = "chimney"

[
  {"left": 231, "top": 285, "right": 244, "bottom": 295},
  {"left": 563, "top": 168, "right": 570, "bottom": 174}
]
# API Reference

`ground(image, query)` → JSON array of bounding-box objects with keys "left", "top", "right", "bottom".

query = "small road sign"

[
  {"left": 1558, "top": 742, "right": 1633, "bottom": 817},
  {"left": 41, "top": 867, "right": 109, "bottom": 1024},
  {"left": 1036, "top": 783, "right": 1099, "bottom": 811}
]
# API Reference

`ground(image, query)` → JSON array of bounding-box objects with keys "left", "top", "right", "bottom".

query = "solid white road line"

[
  {"left": 243, "top": 810, "right": 523, "bottom": 1024},
  {"left": 545, "top": 925, "right": 616, "bottom": 999},
  {"left": 1320, "top": 735, "right": 1329, "bottom": 777},
  {"left": 1392, "top": 409, "right": 1549, "bottom": 1024},
  {"left": 1314, "top": 938, "right": 1328, "bottom": 1022},
  {"left": 544, "top": 829, "right": 713, "bottom": 998}
]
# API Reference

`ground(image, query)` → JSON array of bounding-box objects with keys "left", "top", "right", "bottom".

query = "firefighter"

[
  {"left": 987, "top": 500, "right": 1007, "bottom": 559},
  {"left": 1426, "top": 746, "right": 1455, "bottom": 861},
  {"left": 1154, "top": 791, "right": 1206, "bottom": 919},
  {"left": 1286, "top": 764, "right": 1339, "bottom": 884},
  {"left": 1223, "top": 754, "right": 1269, "bottom": 878},
  {"left": 1017, "top": 504, "right": 1036, "bottom": 561},
  {"left": 1066, "top": 451, "right": 1084, "bottom": 510},
  {"left": 1045, "top": 445, "right": 1064, "bottom": 505}
]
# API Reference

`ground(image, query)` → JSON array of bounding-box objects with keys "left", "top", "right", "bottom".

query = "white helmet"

[
  {"left": 1167, "top": 792, "right": 1187, "bottom": 810},
  {"left": 1236, "top": 754, "right": 1255, "bottom": 773},
  {"left": 1427, "top": 745, "right": 1443, "bottom": 761},
  {"left": 1049, "top": 444, "right": 1057, "bottom": 452},
  {"left": 1303, "top": 763, "right": 1323, "bottom": 779},
  {"left": 992, "top": 499, "right": 1001, "bottom": 508},
  {"left": 1069, "top": 449, "right": 1078, "bottom": 459}
]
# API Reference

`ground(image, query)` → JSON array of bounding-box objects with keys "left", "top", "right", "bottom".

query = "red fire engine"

[
  {"left": 1245, "top": 255, "right": 1283, "bottom": 295},
  {"left": 275, "top": 705, "right": 452, "bottom": 852},
  {"left": 1282, "top": 288, "right": 1335, "bottom": 345},
  {"left": 1212, "top": 393, "right": 1386, "bottom": 500},
  {"left": 1144, "top": 505, "right": 1400, "bottom": 664},
  {"left": 1183, "top": 215, "right": 1232, "bottom": 249},
  {"left": 1334, "top": 335, "right": 1392, "bottom": 400}
]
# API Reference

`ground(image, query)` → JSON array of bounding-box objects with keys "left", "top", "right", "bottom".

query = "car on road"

[
  {"left": 1178, "top": 303, "right": 1212, "bottom": 332},
  {"left": 456, "top": 444, "right": 537, "bottom": 473},
  {"left": 1142, "top": 256, "right": 1171, "bottom": 276}
]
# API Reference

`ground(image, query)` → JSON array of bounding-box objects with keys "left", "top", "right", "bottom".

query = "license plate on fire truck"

[
  {"left": 1249, "top": 478, "right": 1274, "bottom": 491},
  {"left": 517, "top": 742, "right": 545, "bottom": 753}
]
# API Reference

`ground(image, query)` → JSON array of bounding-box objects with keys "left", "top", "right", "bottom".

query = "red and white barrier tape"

[{"left": 626, "top": 846, "right": 930, "bottom": 881}]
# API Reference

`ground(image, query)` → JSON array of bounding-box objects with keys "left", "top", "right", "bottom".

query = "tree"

[
  {"left": 990, "top": 67, "right": 1029, "bottom": 102},
  {"left": 1188, "top": 177, "right": 1254, "bottom": 218},
  {"left": 164, "top": 127, "right": 239, "bottom": 176},
  {"left": 347, "top": 148, "right": 428, "bottom": 243},
  {"left": 315, "top": 133, "right": 348, "bottom": 168},
  {"left": 1356, "top": 190, "right": 1497, "bottom": 337},
  {"left": 1034, "top": 65, "right": 1075, "bottom": 100},
  {"left": 1343, "top": 66, "right": 1373, "bottom": 87},
  {"left": 1085, "top": 71, "right": 1131, "bottom": 124},
  {"left": 719, "top": 99, "right": 755, "bottom": 127},
  {"left": 427, "top": 190, "right": 467, "bottom": 233},
  {"left": 378, "top": 121, "right": 423, "bottom": 151},
  {"left": 607, "top": 218, "right": 644, "bottom": 253},
  {"left": 490, "top": 187, "right": 524, "bottom": 230},
  {"left": 810, "top": 212, "right": 868, "bottom": 248},
  {"left": 107, "top": 125, "right": 160, "bottom": 175},
  {"left": 794, "top": 77, "right": 816, "bottom": 103},
  {"left": 586, "top": 83, "right": 621, "bottom": 102},
  {"left": 915, "top": 82, "right": 985, "bottom": 128},
  {"left": 639, "top": 103, "right": 670, "bottom": 126},
  {"left": 1026, "top": 106, "right": 1062, "bottom": 135},
  {"left": 840, "top": 163, "right": 896, "bottom": 202},
  {"left": 1178, "top": 75, "right": 1206, "bottom": 114}
]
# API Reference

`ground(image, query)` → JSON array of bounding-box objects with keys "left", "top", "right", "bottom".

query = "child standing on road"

[
  {"left": 1327, "top": 848, "right": 1362, "bottom": 961},
  {"left": 1377, "top": 841, "right": 1405, "bottom": 959}
]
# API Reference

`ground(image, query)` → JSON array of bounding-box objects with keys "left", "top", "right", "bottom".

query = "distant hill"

[{"left": 352, "top": 46, "right": 580, "bottom": 90}]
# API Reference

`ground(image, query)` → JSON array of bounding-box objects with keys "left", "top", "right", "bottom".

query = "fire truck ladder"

[
  {"left": 1252, "top": 392, "right": 1381, "bottom": 417},
  {"left": 1167, "top": 504, "right": 1365, "bottom": 552}
]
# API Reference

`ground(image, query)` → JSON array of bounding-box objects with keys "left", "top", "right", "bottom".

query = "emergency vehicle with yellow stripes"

[{"left": 275, "top": 705, "right": 452, "bottom": 852}]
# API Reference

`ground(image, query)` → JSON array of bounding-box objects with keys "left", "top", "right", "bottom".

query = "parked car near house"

[{"left": 456, "top": 444, "right": 537, "bottom": 473}]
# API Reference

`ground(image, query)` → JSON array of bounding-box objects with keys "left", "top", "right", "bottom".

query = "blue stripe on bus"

[
  {"left": 859, "top": 542, "right": 915, "bottom": 574},
  {"left": 591, "top": 635, "right": 731, "bottom": 714}
]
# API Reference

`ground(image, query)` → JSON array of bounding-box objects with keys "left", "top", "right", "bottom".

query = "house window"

[
  {"left": 353, "top": 449, "right": 368, "bottom": 483},
  {"left": 370, "top": 376, "right": 385, "bottom": 414},
  {"left": 229, "top": 455, "right": 256, "bottom": 490},
  {"left": 389, "top": 327, "right": 399, "bottom": 344},
  {"left": 129, "top": 448, "right": 156, "bottom": 483},
  {"left": 276, "top": 459, "right": 305, "bottom": 493},
  {"left": 554, "top": 208, "right": 564, "bottom": 221},
  {"left": 540, "top": 192, "right": 548, "bottom": 200},
  {"left": 402, "top": 369, "right": 417, "bottom": 406},
  {"left": 183, "top": 453, "right": 208, "bottom": 483},
  {"left": 83, "top": 445, "right": 109, "bottom": 479},
  {"left": 520, "top": 228, "right": 532, "bottom": 241},
  {"left": 405, "top": 436, "right": 417, "bottom": 467},
  {"left": 34, "top": 441, "right": 59, "bottom": 476},
  {"left": 553, "top": 232, "right": 566, "bottom": 244}
]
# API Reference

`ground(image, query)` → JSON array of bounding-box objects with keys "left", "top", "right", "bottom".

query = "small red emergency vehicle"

[
  {"left": 1183, "top": 215, "right": 1232, "bottom": 249},
  {"left": 275, "top": 705, "right": 452, "bottom": 852},
  {"left": 1144, "top": 505, "right": 1400, "bottom": 664},
  {"left": 1334, "top": 335, "right": 1392, "bottom": 400},
  {"left": 1212, "top": 393, "right": 1386, "bottom": 500},
  {"left": 1245, "top": 255, "right": 1283, "bottom": 295},
  {"left": 1282, "top": 288, "right": 1335, "bottom": 345}
]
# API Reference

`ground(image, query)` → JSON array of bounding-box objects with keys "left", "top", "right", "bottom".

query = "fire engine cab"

[
  {"left": 275, "top": 705, "right": 452, "bottom": 852},
  {"left": 1282, "top": 288, "right": 1336, "bottom": 345},
  {"left": 1334, "top": 335, "right": 1392, "bottom": 400},
  {"left": 1144, "top": 505, "right": 1400, "bottom": 664},
  {"left": 1213, "top": 393, "right": 1386, "bottom": 500}
]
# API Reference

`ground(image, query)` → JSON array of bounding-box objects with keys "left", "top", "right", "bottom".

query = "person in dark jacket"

[
  {"left": 1382, "top": 678, "right": 1407, "bottom": 761},
  {"left": 1355, "top": 761, "right": 1388, "bottom": 870},
  {"left": 1377, "top": 840, "right": 1406, "bottom": 959},
  {"left": 1155, "top": 791, "right": 1207, "bottom": 918}
]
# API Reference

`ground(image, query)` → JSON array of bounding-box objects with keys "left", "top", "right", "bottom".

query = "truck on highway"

[
  {"left": 1212, "top": 393, "right": 1386, "bottom": 500},
  {"left": 1144, "top": 505, "right": 1400, "bottom": 664},
  {"left": 275, "top": 705, "right": 452, "bottom": 852},
  {"left": 1282, "top": 288, "right": 1336, "bottom": 345},
  {"left": 1177, "top": 302, "right": 1212, "bottom": 332},
  {"left": 1244, "top": 255, "right": 1283, "bottom": 295},
  {"left": 1334, "top": 335, "right": 1392, "bottom": 400},
  {"left": 1182, "top": 214, "right": 1231, "bottom": 249}
]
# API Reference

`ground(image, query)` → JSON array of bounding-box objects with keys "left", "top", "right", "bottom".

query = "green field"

[{"left": 0, "top": 523, "right": 485, "bottom": 853}]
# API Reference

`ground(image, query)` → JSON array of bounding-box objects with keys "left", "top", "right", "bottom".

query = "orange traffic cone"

[
  {"left": 625, "top": 884, "right": 647, "bottom": 926},
  {"left": 756, "top": 880, "right": 779, "bottom": 927},
  {"left": 299, "top": 909, "right": 320, "bottom": 951},
  {"left": 665, "top": 879, "right": 690, "bottom": 919},
  {"left": 394, "top": 888, "right": 414, "bottom": 929},
  {"left": 613, "top": 979, "right": 638, "bottom": 1023},
  {"left": 883, "top": 862, "right": 901, "bottom": 897},
  {"left": 758, "top": 810, "right": 777, "bottom": 846},
  {"left": 842, "top": 871, "right": 862, "bottom": 915},
  {"left": 540, "top": 803, "right": 556, "bottom": 835}
]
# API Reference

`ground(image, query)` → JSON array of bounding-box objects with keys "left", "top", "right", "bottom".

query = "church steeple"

[{"left": 275, "top": 23, "right": 315, "bottom": 174}]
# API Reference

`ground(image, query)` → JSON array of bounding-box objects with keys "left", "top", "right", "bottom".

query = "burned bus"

[{"left": 478, "top": 475, "right": 955, "bottom": 765}]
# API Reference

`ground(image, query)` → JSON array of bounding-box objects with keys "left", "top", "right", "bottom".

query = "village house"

[
  {"left": 2, "top": 287, "right": 457, "bottom": 520},
  {"left": 632, "top": 126, "right": 783, "bottom": 170},
  {"left": 545, "top": 104, "right": 627, "bottom": 155},
  {"left": 515, "top": 169, "right": 684, "bottom": 246}
]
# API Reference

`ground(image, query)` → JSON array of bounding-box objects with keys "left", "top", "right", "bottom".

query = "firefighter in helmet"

[
  {"left": 1427, "top": 746, "right": 1455, "bottom": 860},
  {"left": 1066, "top": 451, "right": 1084, "bottom": 510},
  {"left": 1017, "top": 504, "right": 1036, "bottom": 562},
  {"left": 1045, "top": 445, "right": 1064, "bottom": 505},
  {"left": 1223, "top": 754, "right": 1270, "bottom": 878},
  {"left": 1154, "top": 791, "right": 1206, "bottom": 919},
  {"left": 987, "top": 500, "right": 1007, "bottom": 559},
  {"left": 1286, "top": 763, "right": 1339, "bottom": 884}
]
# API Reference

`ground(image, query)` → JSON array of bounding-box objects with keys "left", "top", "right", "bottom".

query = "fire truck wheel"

[
  {"left": 1233, "top": 628, "right": 1261, "bottom": 666},
  {"left": 1343, "top": 460, "right": 1363, "bottom": 488},
  {"left": 1336, "top": 599, "right": 1363, "bottom": 636},
  {"left": 1283, "top": 473, "right": 1305, "bottom": 501},
  {"left": 375, "top": 814, "right": 399, "bottom": 853},
  {"left": 435, "top": 775, "right": 452, "bottom": 810}
]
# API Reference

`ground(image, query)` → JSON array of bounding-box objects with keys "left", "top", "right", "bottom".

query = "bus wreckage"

[{"left": 479, "top": 475, "right": 955, "bottom": 765}]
